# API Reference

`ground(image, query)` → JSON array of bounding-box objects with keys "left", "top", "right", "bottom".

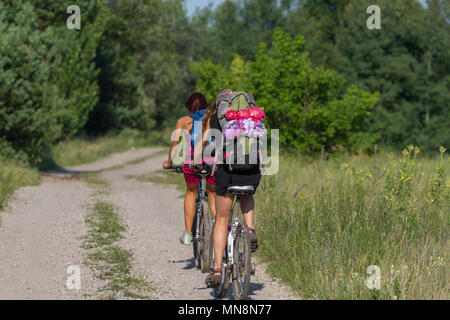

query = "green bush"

[
  {"left": 0, "top": 158, "right": 39, "bottom": 212},
  {"left": 0, "top": 2, "right": 62, "bottom": 162},
  {"left": 192, "top": 29, "right": 379, "bottom": 154}
]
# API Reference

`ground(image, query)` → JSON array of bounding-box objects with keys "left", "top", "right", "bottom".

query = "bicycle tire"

[
  {"left": 232, "top": 222, "right": 251, "bottom": 300},
  {"left": 192, "top": 204, "right": 201, "bottom": 269},
  {"left": 211, "top": 222, "right": 230, "bottom": 298},
  {"left": 213, "top": 267, "right": 231, "bottom": 299},
  {"left": 200, "top": 200, "right": 212, "bottom": 273}
]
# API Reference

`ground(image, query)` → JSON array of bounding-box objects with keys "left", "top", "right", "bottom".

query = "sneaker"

[
  {"left": 249, "top": 229, "right": 258, "bottom": 253},
  {"left": 179, "top": 233, "right": 191, "bottom": 245}
]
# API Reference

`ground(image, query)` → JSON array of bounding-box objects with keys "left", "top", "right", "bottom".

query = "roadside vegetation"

[
  {"left": 140, "top": 146, "right": 449, "bottom": 300},
  {"left": 256, "top": 147, "right": 449, "bottom": 299},
  {"left": 83, "top": 194, "right": 153, "bottom": 299},
  {"left": 0, "top": 159, "right": 39, "bottom": 214},
  {"left": 39, "top": 129, "right": 169, "bottom": 170}
]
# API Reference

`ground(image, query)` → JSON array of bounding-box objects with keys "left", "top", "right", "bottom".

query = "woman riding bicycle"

[
  {"left": 162, "top": 92, "right": 216, "bottom": 245},
  {"left": 200, "top": 89, "right": 261, "bottom": 287}
]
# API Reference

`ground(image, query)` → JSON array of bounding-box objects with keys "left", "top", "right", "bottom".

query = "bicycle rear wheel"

[
  {"left": 232, "top": 222, "right": 251, "bottom": 300},
  {"left": 213, "top": 267, "right": 230, "bottom": 298},
  {"left": 210, "top": 222, "right": 230, "bottom": 298},
  {"left": 200, "top": 200, "right": 212, "bottom": 273}
]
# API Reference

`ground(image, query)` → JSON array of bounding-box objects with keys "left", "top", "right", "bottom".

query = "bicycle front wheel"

[
  {"left": 232, "top": 222, "right": 251, "bottom": 300},
  {"left": 192, "top": 205, "right": 201, "bottom": 269},
  {"left": 200, "top": 200, "right": 212, "bottom": 273}
]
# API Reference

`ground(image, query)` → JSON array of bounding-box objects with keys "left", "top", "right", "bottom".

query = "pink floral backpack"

[{"left": 216, "top": 90, "right": 267, "bottom": 172}]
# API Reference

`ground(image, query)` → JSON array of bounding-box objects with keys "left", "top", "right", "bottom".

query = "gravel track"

[{"left": 0, "top": 148, "right": 298, "bottom": 300}]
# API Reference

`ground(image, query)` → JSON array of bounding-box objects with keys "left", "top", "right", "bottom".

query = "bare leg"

[
  {"left": 184, "top": 184, "right": 198, "bottom": 234},
  {"left": 212, "top": 193, "right": 233, "bottom": 271},
  {"left": 240, "top": 195, "right": 255, "bottom": 231},
  {"left": 206, "top": 183, "right": 216, "bottom": 219}
]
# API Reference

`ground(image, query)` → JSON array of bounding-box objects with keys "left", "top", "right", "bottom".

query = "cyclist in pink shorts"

[
  {"left": 162, "top": 92, "right": 216, "bottom": 245},
  {"left": 183, "top": 166, "right": 216, "bottom": 186}
]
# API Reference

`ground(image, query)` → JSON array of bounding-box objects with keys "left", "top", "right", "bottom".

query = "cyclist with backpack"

[
  {"left": 200, "top": 89, "right": 266, "bottom": 287},
  {"left": 162, "top": 92, "right": 216, "bottom": 245}
]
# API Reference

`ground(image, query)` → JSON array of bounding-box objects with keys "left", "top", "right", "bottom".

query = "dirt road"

[{"left": 0, "top": 148, "right": 298, "bottom": 300}]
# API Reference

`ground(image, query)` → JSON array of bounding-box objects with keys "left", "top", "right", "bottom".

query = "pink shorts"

[{"left": 183, "top": 164, "right": 216, "bottom": 185}]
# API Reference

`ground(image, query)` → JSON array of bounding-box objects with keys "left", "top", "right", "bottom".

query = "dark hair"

[{"left": 185, "top": 92, "right": 208, "bottom": 113}]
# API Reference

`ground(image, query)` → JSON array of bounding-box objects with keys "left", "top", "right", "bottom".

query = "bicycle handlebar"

[
  {"left": 164, "top": 166, "right": 184, "bottom": 173},
  {"left": 164, "top": 164, "right": 211, "bottom": 175}
]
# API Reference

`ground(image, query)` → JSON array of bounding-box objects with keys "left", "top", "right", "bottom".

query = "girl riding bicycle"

[
  {"left": 162, "top": 92, "right": 216, "bottom": 245},
  {"left": 200, "top": 89, "right": 261, "bottom": 287}
]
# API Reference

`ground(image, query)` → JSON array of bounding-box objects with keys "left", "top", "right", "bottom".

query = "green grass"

[
  {"left": 255, "top": 146, "right": 449, "bottom": 299},
  {"left": 0, "top": 158, "right": 40, "bottom": 214},
  {"left": 83, "top": 200, "right": 153, "bottom": 299},
  {"left": 39, "top": 128, "right": 171, "bottom": 170},
  {"left": 131, "top": 169, "right": 186, "bottom": 194}
]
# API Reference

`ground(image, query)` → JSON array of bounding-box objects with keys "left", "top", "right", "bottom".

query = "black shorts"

[{"left": 214, "top": 165, "right": 261, "bottom": 196}]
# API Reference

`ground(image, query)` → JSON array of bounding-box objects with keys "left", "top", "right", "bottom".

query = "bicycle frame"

[
  {"left": 166, "top": 165, "right": 213, "bottom": 273},
  {"left": 218, "top": 194, "right": 245, "bottom": 269}
]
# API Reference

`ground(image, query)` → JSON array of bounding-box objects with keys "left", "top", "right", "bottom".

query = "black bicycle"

[
  {"left": 166, "top": 165, "right": 213, "bottom": 273},
  {"left": 210, "top": 185, "right": 256, "bottom": 300}
]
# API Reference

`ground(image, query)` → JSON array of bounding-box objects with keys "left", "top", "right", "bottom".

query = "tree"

[
  {"left": 332, "top": 0, "right": 449, "bottom": 150},
  {"left": 192, "top": 29, "right": 379, "bottom": 154},
  {"left": 285, "top": 0, "right": 449, "bottom": 151},
  {"left": 86, "top": 0, "right": 194, "bottom": 134},
  {"left": 190, "top": 0, "right": 293, "bottom": 64},
  {"left": 29, "top": 0, "right": 105, "bottom": 138},
  {"left": 0, "top": 1, "right": 104, "bottom": 161},
  {"left": 0, "top": 2, "right": 63, "bottom": 161}
]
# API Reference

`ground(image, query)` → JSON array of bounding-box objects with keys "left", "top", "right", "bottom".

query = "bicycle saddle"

[{"left": 227, "top": 185, "right": 255, "bottom": 195}]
